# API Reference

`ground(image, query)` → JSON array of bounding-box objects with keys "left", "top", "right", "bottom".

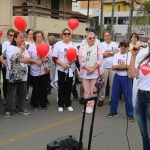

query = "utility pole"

[
  {"left": 100, "top": 0, "right": 104, "bottom": 38},
  {"left": 111, "top": 0, "right": 115, "bottom": 38},
  {"left": 87, "top": 0, "right": 90, "bottom": 17},
  {"left": 128, "top": 0, "right": 134, "bottom": 42}
]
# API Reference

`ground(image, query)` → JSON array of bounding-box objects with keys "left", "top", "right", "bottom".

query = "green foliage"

[
  {"left": 143, "top": 1, "right": 150, "bottom": 13},
  {"left": 106, "top": 24, "right": 112, "bottom": 32}
]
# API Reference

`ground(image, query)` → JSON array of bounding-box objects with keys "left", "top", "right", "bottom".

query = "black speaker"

[
  {"left": 47, "top": 96, "right": 98, "bottom": 150},
  {"left": 47, "top": 135, "right": 86, "bottom": 150}
]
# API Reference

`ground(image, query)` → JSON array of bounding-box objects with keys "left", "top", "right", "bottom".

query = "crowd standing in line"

[
  {"left": 0, "top": 27, "right": 150, "bottom": 149},
  {"left": 0, "top": 28, "right": 147, "bottom": 116}
]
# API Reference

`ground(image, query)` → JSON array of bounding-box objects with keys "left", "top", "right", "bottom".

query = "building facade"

[
  {"left": 75, "top": 0, "right": 150, "bottom": 38},
  {"left": 0, "top": 0, "right": 90, "bottom": 41}
]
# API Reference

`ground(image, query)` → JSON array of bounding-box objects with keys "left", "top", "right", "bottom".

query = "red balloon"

[
  {"left": 37, "top": 43, "right": 50, "bottom": 58},
  {"left": 66, "top": 48, "right": 77, "bottom": 62},
  {"left": 68, "top": 19, "right": 79, "bottom": 30},
  {"left": 14, "top": 16, "right": 27, "bottom": 31},
  {"left": 0, "top": 30, "right": 3, "bottom": 38}
]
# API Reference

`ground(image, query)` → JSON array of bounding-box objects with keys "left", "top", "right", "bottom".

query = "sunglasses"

[
  {"left": 120, "top": 44, "right": 128, "bottom": 48},
  {"left": 88, "top": 37, "right": 96, "bottom": 40},
  {"left": 63, "top": 33, "right": 71, "bottom": 36},
  {"left": 9, "top": 34, "right": 14, "bottom": 37}
]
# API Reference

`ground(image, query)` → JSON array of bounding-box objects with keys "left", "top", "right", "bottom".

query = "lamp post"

[
  {"left": 128, "top": 0, "right": 134, "bottom": 42},
  {"left": 111, "top": 0, "right": 115, "bottom": 38},
  {"left": 100, "top": 0, "right": 103, "bottom": 38}
]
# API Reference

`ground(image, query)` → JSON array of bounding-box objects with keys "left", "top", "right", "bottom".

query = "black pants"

[
  {"left": 2, "top": 67, "right": 8, "bottom": 99},
  {"left": 6, "top": 81, "right": 27, "bottom": 112},
  {"left": 27, "top": 66, "right": 32, "bottom": 93},
  {"left": 72, "top": 81, "right": 78, "bottom": 98},
  {"left": 58, "top": 70, "right": 73, "bottom": 107},
  {"left": 31, "top": 74, "right": 49, "bottom": 108}
]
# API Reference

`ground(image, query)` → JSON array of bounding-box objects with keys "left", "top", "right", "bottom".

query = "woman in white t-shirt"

[
  {"left": 79, "top": 32, "right": 103, "bottom": 113},
  {"left": 0, "top": 28, "right": 16, "bottom": 100},
  {"left": 28, "top": 30, "right": 51, "bottom": 111},
  {"left": 4, "top": 32, "right": 39, "bottom": 117},
  {"left": 99, "top": 30, "right": 119, "bottom": 106},
  {"left": 128, "top": 39, "right": 150, "bottom": 150},
  {"left": 25, "top": 29, "right": 34, "bottom": 100},
  {"left": 53, "top": 28, "right": 77, "bottom": 112},
  {"left": 129, "top": 33, "right": 141, "bottom": 107}
]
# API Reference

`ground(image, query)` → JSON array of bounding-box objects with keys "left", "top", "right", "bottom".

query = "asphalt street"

[{"left": 0, "top": 85, "right": 142, "bottom": 150}]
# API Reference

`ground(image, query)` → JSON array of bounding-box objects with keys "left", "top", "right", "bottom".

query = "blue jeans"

[
  {"left": 110, "top": 74, "right": 133, "bottom": 116},
  {"left": 136, "top": 90, "right": 150, "bottom": 150}
]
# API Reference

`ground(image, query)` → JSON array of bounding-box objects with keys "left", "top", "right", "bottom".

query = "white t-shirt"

[
  {"left": 101, "top": 41, "right": 118, "bottom": 68},
  {"left": 28, "top": 43, "right": 51, "bottom": 76},
  {"left": 2, "top": 41, "right": 11, "bottom": 53},
  {"left": 135, "top": 48, "right": 150, "bottom": 91},
  {"left": 113, "top": 52, "right": 131, "bottom": 76},
  {"left": 52, "top": 40, "right": 77, "bottom": 72},
  {"left": 6, "top": 45, "right": 29, "bottom": 81},
  {"left": 132, "top": 48, "right": 149, "bottom": 107}
]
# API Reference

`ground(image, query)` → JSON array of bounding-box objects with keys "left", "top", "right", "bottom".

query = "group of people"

[{"left": 0, "top": 27, "right": 150, "bottom": 150}]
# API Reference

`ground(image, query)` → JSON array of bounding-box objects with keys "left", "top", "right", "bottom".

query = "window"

[
  {"left": 118, "top": 17, "right": 129, "bottom": 25},
  {"left": 104, "top": 17, "right": 116, "bottom": 24}
]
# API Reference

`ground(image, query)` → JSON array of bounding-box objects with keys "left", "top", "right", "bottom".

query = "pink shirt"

[{"left": 79, "top": 42, "right": 103, "bottom": 79}]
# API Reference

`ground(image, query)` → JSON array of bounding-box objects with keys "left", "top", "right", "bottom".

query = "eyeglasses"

[
  {"left": 63, "top": 33, "right": 71, "bottom": 36},
  {"left": 88, "top": 37, "right": 96, "bottom": 40},
  {"left": 9, "top": 34, "right": 14, "bottom": 37},
  {"left": 120, "top": 44, "right": 128, "bottom": 48}
]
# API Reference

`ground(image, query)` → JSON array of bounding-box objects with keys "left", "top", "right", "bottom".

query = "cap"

[
  {"left": 119, "top": 40, "right": 129, "bottom": 47},
  {"left": 85, "top": 27, "right": 96, "bottom": 34}
]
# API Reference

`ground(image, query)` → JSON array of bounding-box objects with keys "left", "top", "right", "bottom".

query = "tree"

[{"left": 133, "top": 1, "right": 150, "bottom": 39}]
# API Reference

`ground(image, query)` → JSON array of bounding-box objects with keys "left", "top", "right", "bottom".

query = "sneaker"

[
  {"left": 72, "top": 96, "right": 80, "bottom": 101},
  {"left": 32, "top": 108, "right": 38, "bottom": 111},
  {"left": 128, "top": 116, "right": 134, "bottom": 122},
  {"left": 86, "top": 107, "right": 93, "bottom": 114},
  {"left": 4, "top": 112, "right": 11, "bottom": 118},
  {"left": 105, "top": 112, "right": 119, "bottom": 117},
  {"left": 67, "top": 107, "right": 73, "bottom": 112},
  {"left": 25, "top": 94, "right": 29, "bottom": 101},
  {"left": 42, "top": 108, "right": 48, "bottom": 112},
  {"left": 98, "top": 100, "right": 104, "bottom": 107},
  {"left": 18, "top": 110, "right": 31, "bottom": 116},
  {"left": 58, "top": 107, "right": 63, "bottom": 112}
]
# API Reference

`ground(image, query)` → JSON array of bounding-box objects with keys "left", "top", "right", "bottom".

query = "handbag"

[
  {"left": 95, "top": 75, "right": 105, "bottom": 94},
  {"left": 94, "top": 47, "right": 105, "bottom": 94}
]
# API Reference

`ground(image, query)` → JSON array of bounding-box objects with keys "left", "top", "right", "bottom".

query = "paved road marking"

[{"left": 0, "top": 113, "right": 82, "bottom": 145}]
